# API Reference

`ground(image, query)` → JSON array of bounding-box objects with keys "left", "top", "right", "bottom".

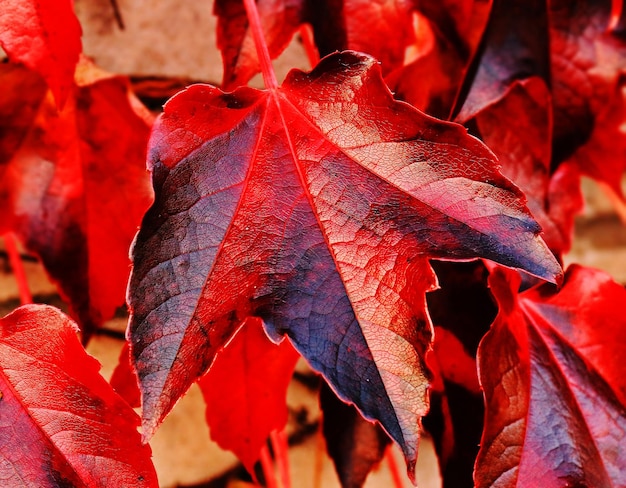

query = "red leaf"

[
  {"left": 215, "top": 0, "right": 304, "bottom": 90},
  {"left": 306, "top": 0, "right": 415, "bottom": 75},
  {"left": 0, "top": 0, "right": 82, "bottom": 107},
  {"left": 549, "top": 0, "right": 626, "bottom": 189},
  {"left": 0, "top": 60, "right": 154, "bottom": 337},
  {"left": 110, "top": 341, "right": 142, "bottom": 408},
  {"left": 424, "top": 261, "right": 494, "bottom": 487},
  {"left": 320, "top": 382, "right": 390, "bottom": 488},
  {"left": 197, "top": 318, "right": 299, "bottom": 473},
  {"left": 387, "top": 0, "right": 491, "bottom": 118},
  {"left": 454, "top": 0, "right": 550, "bottom": 123},
  {"left": 476, "top": 266, "right": 626, "bottom": 487},
  {"left": 128, "top": 51, "right": 561, "bottom": 477},
  {"left": 473, "top": 78, "right": 583, "bottom": 255},
  {"left": 0, "top": 305, "right": 157, "bottom": 487},
  {"left": 215, "top": 0, "right": 415, "bottom": 89}
]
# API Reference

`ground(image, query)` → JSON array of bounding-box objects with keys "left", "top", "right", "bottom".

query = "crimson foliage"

[{"left": 0, "top": 0, "right": 625, "bottom": 487}]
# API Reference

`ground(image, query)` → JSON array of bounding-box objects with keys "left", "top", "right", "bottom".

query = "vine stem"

[
  {"left": 270, "top": 430, "right": 291, "bottom": 488},
  {"left": 243, "top": 0, "right": 278, "bottom": 90},
  {"left": 4, "top": 233, "right": 33, "bottom": 305},
  {"left": 386, "top": 445, "right": 406, "bottom": 488}
]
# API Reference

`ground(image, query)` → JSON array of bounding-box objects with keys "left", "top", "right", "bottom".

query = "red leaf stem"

[
  {"left": 4, "top": 234, "right": 32, "bottom": 305},
  {"left": 270, "top": 430, "right": 291, "bottom": 488},
  {"left": 243, "top": 0, "right": 278, "bottom": 90},
  {"left": 259, "top": 444, "right": 279, "bottom": 488}
]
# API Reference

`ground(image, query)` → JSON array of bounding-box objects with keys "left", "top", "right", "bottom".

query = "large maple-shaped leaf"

[
  {"left": 197, "top": 317, "right": 299, "bottom": 473},
  {"left": 475, "top": 266, "right": 626, "bottom": 487},
  {"left": 215, "top": 0, "right": 415, "bottom": 89},
  {"left": 0, "top": 305, "right": 157, "bottom": 487},
  {"left": 473, "top": 78, "right": 582, "bottom": 255},
  {"left": 128, "top": 51, "right": 561, "bottom": 476},
  {"left": 0, "top": 61, "right": 153, "bottom": 337},
  {"left": 0, "top": 0, "right": 82, "bottom": 107}
]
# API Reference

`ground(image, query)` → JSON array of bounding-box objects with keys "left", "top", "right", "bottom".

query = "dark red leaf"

[
  {"left": 0, "top": 61, "right": 154, "bottom": 337},
  {"left": 0, "top": 305, "right": 157, "bottom": 487},
  {"left": 320, "top": 382, "right": 390, "bottom": 488},
  {"left": 0, "top": 0, "right": 82, "bottom": 107},
  {"left": 197, "top": 317, "right": 299, "bottom": 473},
  {"left": 215, "top": 0, "right": 415, "bottom": 89},
  {"left": 454, "top": 0, "right": 550, "bottom": 123},
  {"left": 476, "top": 266, "right": 626, "bottom": 487},
  {"left": 473, "top": 78, "right": 583, "bottom": 255},
  {"left": 549, "top": 0, "right": 626, "bottom": 188},
  {"left": 424, "top": 260, "right": 494, "bottom": 487},
  {"left": 128, "top": 51, "right": 561, "bottom": 478}
]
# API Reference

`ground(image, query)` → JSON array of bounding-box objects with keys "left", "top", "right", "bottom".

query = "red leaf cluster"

[{"left": 1, "top": 0, "right": 626, "bottom": 486}]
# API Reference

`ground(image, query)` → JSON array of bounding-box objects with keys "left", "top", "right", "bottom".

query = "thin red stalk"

[
  {"left": 298, "top": 24, "right": 320, "bottom": 68},
  {"left": 270, "top": 430, "right": 291, "bottom": 488},
  {"left": 610, "top": 0, "right": 623, "bottom": 30},
  {"left": 385, "top": 446, "right": 406, "bottom": 488},
  {"left": 4, "top": 233, "right": 33, "bottom": 305},
  {"left": 259, "top": 444, "right": 279, "bottom": 488},
  {"left": 242, "top": 0, "right": 278, "bottom": 90}
]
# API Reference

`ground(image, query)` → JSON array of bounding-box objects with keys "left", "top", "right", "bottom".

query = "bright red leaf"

[
  {"left": 128, "top": 50, "right": 561, "bottom": 478},
  {"left": 0, "top": 60, "right": 154, "bottom": 337},
  {"left": 473, "top": 78, "right": 583, "bottom": 255},
  {"left": 0, "top": 305, "right": 157, "bottom": 487},
  {"left": 197, "top": 317, "right": 299, "bottom": 473},
  {"left": 110, "top": 341, "right": 142, "bottom": 408},
  {"left": 476, "top": 266, "right": 626, "bottom": 487},
  {"left": 215, "top": 0, "right": 303, "bottom": 90},
  {"left": 215, "top": 0, "right": 415, "bottom": 89},
  {"left": 0, "top": 0, "right": 82, "bottom": 107},
  {"left": 387, "top": 0, "right": 491, "bottom": 118}
]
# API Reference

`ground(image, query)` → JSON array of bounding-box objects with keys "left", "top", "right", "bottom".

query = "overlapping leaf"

[
  {"left": 423, "top": 260, "right": 494, "bottom": 488},
  {"left": 215, "top": 0, "right": 415, "bottom": 89},
  {"left": 549, "top": 0, "right": 626, "bottom": 188},
  {"left": 387, "top": 0, "right": 491, "bottom": 118},
  {"left": 320, "top": 382, "right": 391, "bottom": 488},
  {"left": 476, "top": 266, "right": 626, "bottom": 487},
  {"left": 0, "top": 61, "right": 154, "bottom": 337},
  {"left": 454, "top": 0, "right": 550, "bottom": 123},
  {"left": 0, "top": 305, "right": 157, "bottom": 487},
  {"left": 473, "top": 78, "right": 582, "bottom": 255},
  {"left": 128, "top": 50, "right": 560, "bottom": 476},
  {"left": 0, "top": 0, "right": 82, "bottom": 107},
  {"left": 197, "top": 318, "right": 299, "bottom": 473}
]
